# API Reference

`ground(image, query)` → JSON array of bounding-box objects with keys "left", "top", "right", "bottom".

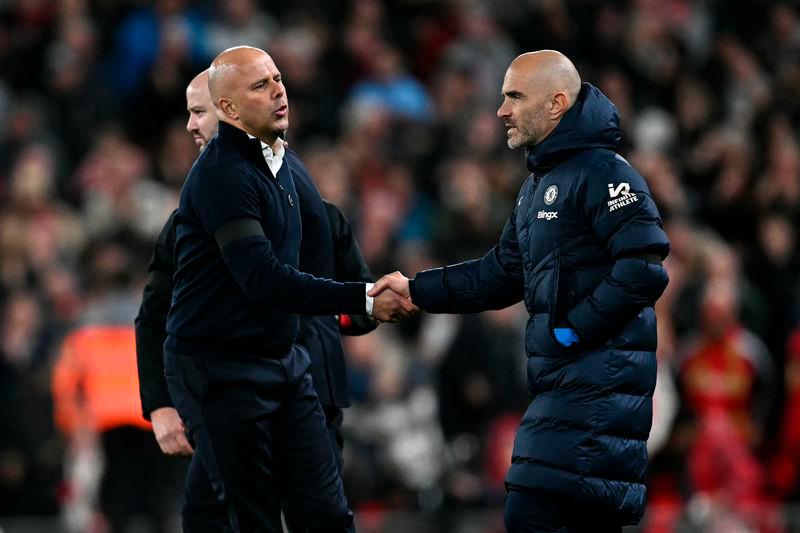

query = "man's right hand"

[
  {"left": 369, "top": 272, "right": 419, "bottom": 322},
  {"left": 150, "top": 407, "right": 194, "bottom": 456},
  {"left": 369, "top": 271, "right": 412, "bottom": 300}
]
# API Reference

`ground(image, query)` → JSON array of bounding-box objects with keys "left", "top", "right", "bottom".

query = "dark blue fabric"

[
  {"left": 165, "top": 347, "right": 355, "bottom": 533},
  {"left": 504, "top": 487, "right": 622, "bottom": 532},
  {"left": 180, "top": 405, "right": 346, "bottom": 533},
  {"left": 166, "top": 122, "right": 364, "bottom": 359},
  {"left": 410, "top": 83, "right": 669, "bottom": 525},
  {"left": 138, "top": 154, "right": 371, "bottom": 415},
  {"left": 290, "top": 154, "right": 352, "bottom": 408}
]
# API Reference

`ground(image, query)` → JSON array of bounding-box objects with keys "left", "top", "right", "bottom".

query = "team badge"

[{"left": 544, "top": 185, "right": 558, "bottom": 205}]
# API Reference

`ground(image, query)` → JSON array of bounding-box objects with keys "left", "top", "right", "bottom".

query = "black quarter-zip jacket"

[{"left": 166, "top": 122, "right": 366, "bottom": 359}]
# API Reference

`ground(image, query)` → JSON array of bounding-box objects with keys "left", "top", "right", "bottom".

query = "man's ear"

[
  {"left": 218, "top": 97, "right": 238, "bottom": 121},
  {"left": 549, "top": 91, "right": 570, "bottom": 119}
]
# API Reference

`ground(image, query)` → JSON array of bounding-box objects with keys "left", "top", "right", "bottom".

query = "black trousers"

[
  {"left": 177, "top": 406, "right": 346, "bottom": 533},
  {"left": 165, "top": 347, "right": 354, "bottom": 533},
  {"left": 504, "top": 486, "right": 623, "bottom": 533}
]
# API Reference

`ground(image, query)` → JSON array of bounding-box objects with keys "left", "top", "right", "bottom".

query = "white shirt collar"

[{"left": 246, "top": 133, "right": 285, "bottom": 176}]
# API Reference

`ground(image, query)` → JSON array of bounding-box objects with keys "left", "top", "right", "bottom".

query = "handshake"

[{"left": 368, "top": 271, "right": 420, "bottom": 323}]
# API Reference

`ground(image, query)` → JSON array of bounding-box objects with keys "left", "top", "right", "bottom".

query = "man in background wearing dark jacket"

[
  {"left": 370, "top": 50, "right": 670, "bottom": 532},
  {"left": 134, "top": 70, "right": 216, "bottom": 459}
]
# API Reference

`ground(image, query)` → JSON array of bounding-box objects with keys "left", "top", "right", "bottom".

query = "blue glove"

[{"left": 554, "top": 327, "right": 579, "bottom": 347}]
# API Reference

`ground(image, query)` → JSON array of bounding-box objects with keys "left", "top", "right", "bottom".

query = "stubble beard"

[{"left": 507, "top": 104, "right": 548, "bottom": 150}]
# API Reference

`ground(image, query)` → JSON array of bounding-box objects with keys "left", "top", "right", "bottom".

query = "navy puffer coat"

[{"left": 410, "top": 83, "right": 670, "bottom": 524}]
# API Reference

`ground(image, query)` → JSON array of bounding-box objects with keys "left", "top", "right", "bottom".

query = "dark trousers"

[
  {"left": 165, "top": 347, "right": 354, "bottom": 533},
  {"left": 284, "top": 406, "right": 344, "bottom": 531},
  {"left": 322, "top": 406, "right": 345, "bottom": 474},
  {"left": 504, "top": 486, "right": 623, "bottom": 533},
  {"left": 178, "top": 407, "right": 345, "bottom": 533}
]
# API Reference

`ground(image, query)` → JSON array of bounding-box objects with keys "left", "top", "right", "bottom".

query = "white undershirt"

[
  {"left": 247, "top": 134, "right": 285, "bottom": 176},
  {"left": 365, "top": 283, "right": 374, "bottom": 317}
]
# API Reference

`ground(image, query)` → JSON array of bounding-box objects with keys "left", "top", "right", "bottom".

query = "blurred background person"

[{"left": 53, "top": 239, "right": 184, "bottom": 533}]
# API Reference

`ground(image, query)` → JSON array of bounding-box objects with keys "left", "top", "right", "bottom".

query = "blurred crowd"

[{"left": 0, "top": 0, "right": 799, "bottom": 531}]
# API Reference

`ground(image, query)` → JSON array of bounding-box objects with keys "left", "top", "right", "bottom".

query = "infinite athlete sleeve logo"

[{"left": 607, "top": 182, "right": 638, "bottom": 212}]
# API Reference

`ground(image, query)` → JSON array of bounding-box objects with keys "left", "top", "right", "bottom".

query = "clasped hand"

[{"left": 368, "top": 271, "right": 419, "bottom": 322}]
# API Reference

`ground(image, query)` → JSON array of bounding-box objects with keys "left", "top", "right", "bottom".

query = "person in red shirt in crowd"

[
  {"left": 770, "top": 328, "right": 800, "bottom": 497},
  {"left": 678, "top": 278, "right": 781, "bottom": 531}
]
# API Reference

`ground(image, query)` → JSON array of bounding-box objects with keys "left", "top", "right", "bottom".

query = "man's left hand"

[
  {"left": 151, "top": 407, "right": 194, "bottom": 456},
  {"left": 371, "top": 289, "right": 418, "bottom": 322}
]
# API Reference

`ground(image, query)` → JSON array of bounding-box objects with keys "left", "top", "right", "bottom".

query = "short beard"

[
  {"left": 507, "top": 104, "right": 548, "bottom": 150},
  {"left": 506, "top": 137, "right": 523, "bottom": 150}
]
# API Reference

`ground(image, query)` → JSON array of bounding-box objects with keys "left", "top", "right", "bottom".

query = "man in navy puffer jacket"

[{"left": 370, "top": 50, "right": 670, "bottom": 531}]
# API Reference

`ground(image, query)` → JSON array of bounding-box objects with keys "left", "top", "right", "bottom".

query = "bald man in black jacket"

[
  {"left": 136, "top": 67, "right": 376, "bottom": 465},
  {"left": 134, "top": 48, "right": 407, "bottom": 532}
]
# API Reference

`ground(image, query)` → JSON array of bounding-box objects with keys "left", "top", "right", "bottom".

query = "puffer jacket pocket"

[
  {"left": 526, "top": 248, "right": 558, "bottom": 312},
  {"left": 548, "top": 255, "right": 578, "bottom": 354},
  {"left": 551, "top": 254, "right": 568, "bottom": 324},
  {"left": 526, "top": 312, "right": 568, "bottom": 357}
]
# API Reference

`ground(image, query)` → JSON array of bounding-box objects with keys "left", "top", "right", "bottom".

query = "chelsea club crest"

[{"left": 544, "top": 185, "right": 558, "bottom": 205}]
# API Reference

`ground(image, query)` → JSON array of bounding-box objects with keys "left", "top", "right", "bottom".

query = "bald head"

[
  {"left": 208, "top": 46, "right": 289, "bottom": 145},
  {"left": 509, "top": 51, "right": 581, "bottom": 106},
  {"left": 497, "top": 50, "right": 582, "bottom": 149},
  {"left": 186, "top": 68, "right": 217, "bottom": 151},
  {"left": 208, "top": 46, "right": 266, "bottom": 104},
  {"left": 189, "top": 69, "right": 209, "bottom": 94}
]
